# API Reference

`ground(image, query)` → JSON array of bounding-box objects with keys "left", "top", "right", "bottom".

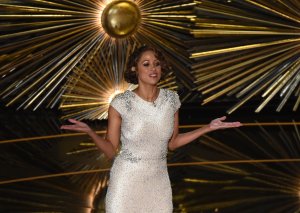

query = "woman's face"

[{"left": 135, "top": 50, "right": 162, "bottom": 86}]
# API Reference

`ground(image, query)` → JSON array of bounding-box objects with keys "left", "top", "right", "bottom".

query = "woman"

[{"left": 60, "top": 45, "right": 242, "bottom": 212}]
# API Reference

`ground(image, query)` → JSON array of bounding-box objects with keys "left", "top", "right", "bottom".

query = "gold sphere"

[{"left": 101, "top": 1, "right": 141, "bottom": 38}]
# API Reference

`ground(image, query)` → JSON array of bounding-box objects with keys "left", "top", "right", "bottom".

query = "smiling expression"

[{"left": 135, "top": 50, "right": 162, "bottom": 86}]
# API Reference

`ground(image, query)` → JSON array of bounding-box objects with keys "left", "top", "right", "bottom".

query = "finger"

[
  {"left": 223, "top": 122, "right": 242, "bottom": 128},
  {"left": 60, "top": 125, "right": 67, "bottom": 129},
  {"left": 215, "top": 116, "right": 226, "bottom": 121},
  {"left": 230, "top": 122, "right": 242, "bottom": 126},
  {"left": 219, "top": 116, "right": 226, "bottom": 121},
  {"left": 61, "top": 126, "right": 82, "bottom": 131},
  {"left": 234, "top": 122, "right": 242, "bottom": 127},
  {"left": 60, "top": 125, "right": 74, "bottom": 129},
  {"left": 61, "top": 124, "right": 79, "bottom": 129},
  {"left": 68, "top": 118, "right": 78, "bottom": 123}
]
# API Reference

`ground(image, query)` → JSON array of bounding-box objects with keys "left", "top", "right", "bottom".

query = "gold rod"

[
  {"left": 1, "top": 123, "right": 300, "bottom": 144},
  {"left": 168, "top": 159, "right": 300, "bottom": 167},
  {"left": 245, "top": 0, "right": 300, "bottom": 24},
  {"left": 0, "top": 131, "right": 106, "bottom": 144},
  {"left": 0, "top": 3, "right": 93, "bottom": 15},
  {"left": 190, "top": 38, "right": 300, "bottom": 58},
  {"left": 1, "top": 159, "right": 300, "bottom": 185}
]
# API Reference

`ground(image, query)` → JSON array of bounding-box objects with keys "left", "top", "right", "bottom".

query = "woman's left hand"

[{"left": 209, "top": 116, "right": 242, "bottom": 130}]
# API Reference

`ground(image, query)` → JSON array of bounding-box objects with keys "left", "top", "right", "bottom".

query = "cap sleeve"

[
  {"left": 110, "top": 93, "right": 124, "bottom": 116},
  {"left": 173, "top": 92, "right": 181, "bottom": 113}
]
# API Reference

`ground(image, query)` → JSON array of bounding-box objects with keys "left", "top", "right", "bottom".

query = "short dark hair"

[{"left": 124, "top": 45, "right": 170, "bottom": 84}]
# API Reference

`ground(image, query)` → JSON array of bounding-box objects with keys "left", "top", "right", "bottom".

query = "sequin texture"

[{"left": 106, "top": 89, "right": 181, "bottom": 213}]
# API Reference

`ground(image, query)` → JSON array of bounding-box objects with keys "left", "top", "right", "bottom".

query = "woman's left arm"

[{"left": 168, "top": 111, "right": 242, "bottom": 151}]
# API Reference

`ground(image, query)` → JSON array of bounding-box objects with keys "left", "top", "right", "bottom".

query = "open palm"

[
  {"left": 60, "top": 119, "right": 92, "bottom": 133},
  {"left": 209, "top": 116, "right": 242, "bottom": 130}
]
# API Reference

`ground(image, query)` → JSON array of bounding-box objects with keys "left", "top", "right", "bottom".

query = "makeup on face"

[{"left": 137, "top": 51, "right": 162, "bottom": 82}]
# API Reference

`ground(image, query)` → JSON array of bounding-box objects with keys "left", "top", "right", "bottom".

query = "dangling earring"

[{"left": 131, "top": 67, "right": 138, "bottom": 78}]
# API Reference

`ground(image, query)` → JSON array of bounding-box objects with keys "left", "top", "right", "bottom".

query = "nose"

[{"left": 150, "top": 63, "right": 157, "bottom": 71}]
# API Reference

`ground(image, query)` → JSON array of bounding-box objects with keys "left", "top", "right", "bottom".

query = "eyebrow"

[{"left": 142, "top": 59, "right": 159, "bottom": 62}]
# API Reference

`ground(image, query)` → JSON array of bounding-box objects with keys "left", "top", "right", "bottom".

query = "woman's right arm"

[{"left": 60, "top": 106, "right": 121, "bottom": 159}]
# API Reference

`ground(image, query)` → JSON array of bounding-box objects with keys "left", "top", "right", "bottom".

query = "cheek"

[
  {"left": 136, "top": 67, "right": 146, "bottom": 76},
  {"left": 158, "top": 68, "right": 162, "bottom": 77},
  {"left": 137, "top": 64, "right": 148, "bottom": 72},
  {"left": 138, "top": 70, "right": 147, "bottom": 77}
]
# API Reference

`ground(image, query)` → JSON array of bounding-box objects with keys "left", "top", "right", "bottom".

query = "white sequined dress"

[{"left": 106, "top": 88, "right": 181, "bottom": 213}]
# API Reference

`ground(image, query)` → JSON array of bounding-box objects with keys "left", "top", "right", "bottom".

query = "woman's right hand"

[{"left": 60, "top": 119, "right": 92, "bottom": 134}]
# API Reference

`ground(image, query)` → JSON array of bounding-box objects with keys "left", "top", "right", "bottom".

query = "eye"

[{"left": 143, "top": 62, "right": 150, "bottom": 67}]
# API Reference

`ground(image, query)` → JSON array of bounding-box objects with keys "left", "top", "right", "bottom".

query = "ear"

[{"left": 131, "top": 67, "right": 136, "bottom": 72}]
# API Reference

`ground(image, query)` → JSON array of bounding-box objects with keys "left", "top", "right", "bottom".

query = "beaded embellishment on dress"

[{"left": 106, "top": 89, "right": 181, "bottom": 213}]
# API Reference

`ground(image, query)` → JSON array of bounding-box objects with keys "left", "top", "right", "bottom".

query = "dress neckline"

[{"left": 129, "top": 89, "right": 162, "bottom": 105}]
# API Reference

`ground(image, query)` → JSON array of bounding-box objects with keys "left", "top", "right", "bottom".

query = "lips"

[{"left": 149, "top": 73, "right": 158, "bottom": 77}]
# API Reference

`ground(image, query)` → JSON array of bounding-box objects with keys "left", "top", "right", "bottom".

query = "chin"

[
  {"left": 139, "top": 78, "right": 161, "bottom": 86},
  {"left": 150, "top": 80, "right": 160, "bottom": 85}
]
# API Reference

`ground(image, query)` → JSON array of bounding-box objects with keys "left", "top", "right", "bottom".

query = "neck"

[{"left": 135, "top": 85, "right": 159, "bottom": 102}]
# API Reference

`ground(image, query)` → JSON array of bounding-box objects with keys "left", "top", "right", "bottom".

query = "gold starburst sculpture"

[
  {"left": 0, "top": 0, "right": 299, "bottom": 118},
  {"left": 190, "top": 0, "right": 300, "bottom": 113},
  {"left": 0, "top": 0, "right": 188, "bottom": 119}
]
